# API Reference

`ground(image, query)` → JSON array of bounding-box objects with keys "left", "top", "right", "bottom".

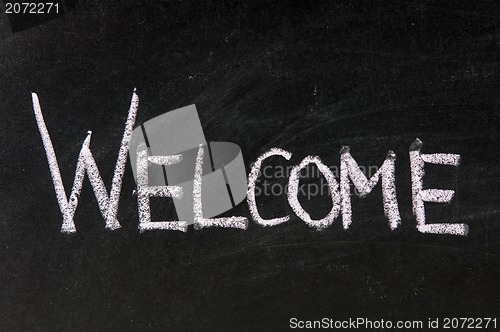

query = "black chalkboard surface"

[{"left": 1, "top": 1, "right": 499, "bottom": 331}]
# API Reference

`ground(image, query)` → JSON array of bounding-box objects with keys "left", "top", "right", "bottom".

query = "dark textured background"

[{"left": 0, "top": 1, "right": 499, "bottom": 331}]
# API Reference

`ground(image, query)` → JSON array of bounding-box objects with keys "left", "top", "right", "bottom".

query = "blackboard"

[{"left": 0, "top": 1, "right": 499, "bottom": 331}]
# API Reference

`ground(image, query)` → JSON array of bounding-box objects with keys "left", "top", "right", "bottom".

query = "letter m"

[{"left": 340, "top": 146, "right": 401, "bottom": 230}]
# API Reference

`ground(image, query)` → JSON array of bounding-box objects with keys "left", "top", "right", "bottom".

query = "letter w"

[{"left": 32, "top": 91, "right": 138, "bottom": 233}]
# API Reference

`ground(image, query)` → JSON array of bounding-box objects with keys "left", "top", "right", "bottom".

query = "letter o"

[{"left": 287, "top": 156, "right": 340, "bottom": 230}]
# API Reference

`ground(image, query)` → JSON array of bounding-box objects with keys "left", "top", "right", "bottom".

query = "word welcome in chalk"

[{"left": 32, "top": 90, "right": 469, "bottom": 236}]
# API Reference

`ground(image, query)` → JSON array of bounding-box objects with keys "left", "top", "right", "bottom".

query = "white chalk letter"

[
  {"left": 193, "top": 144, "right": 248, "bottom": 230},
  {"left": 340, "top": 146, "right": 401, "bottom": 230},
  {"left": 136, "top": 144, "right": 187, "bottom": 232},
  {"left": 32, "top": 91, "right": 139, "bottom": 233},
  {"left": 247, "top": 148, "right": 292, "bottom": 226},
  {"left": 409, "top": 138, "right": 468, "bottom": 236},
  {"left": 287, "top": 155, "right": 340, "bottom": 230}
]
